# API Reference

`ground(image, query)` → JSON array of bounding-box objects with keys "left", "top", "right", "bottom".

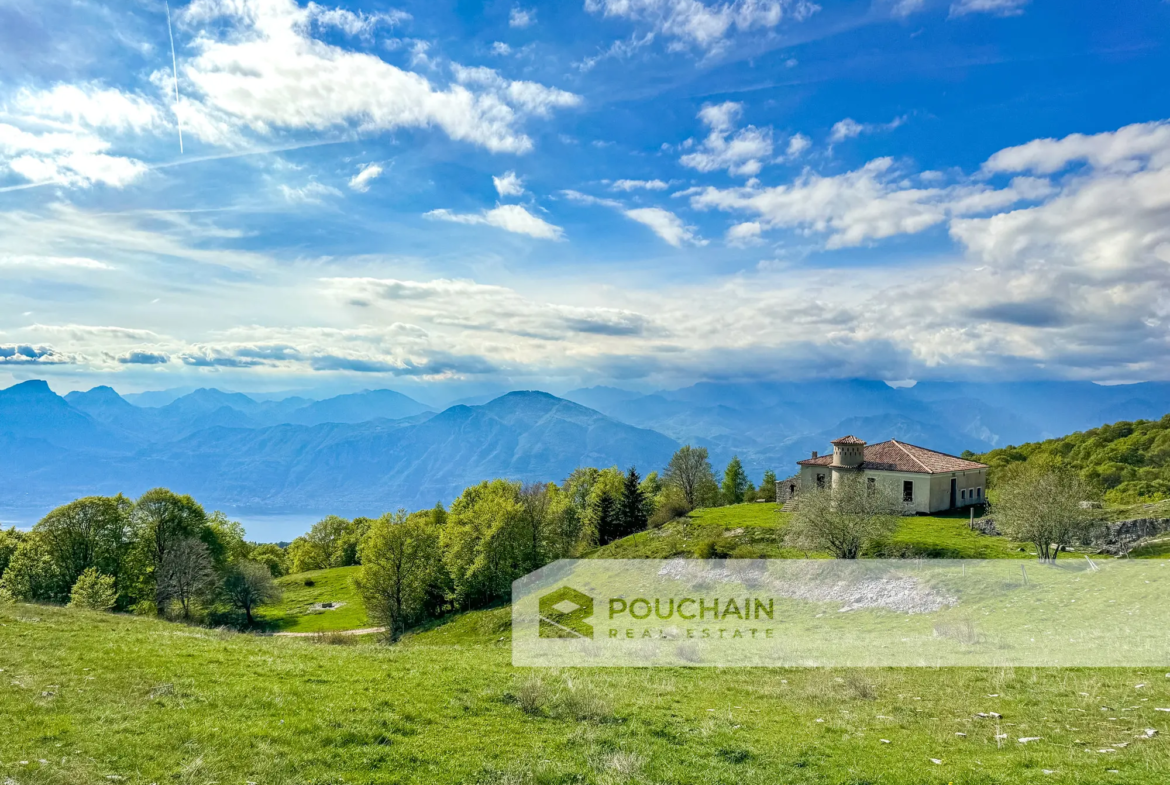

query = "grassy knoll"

[
  {"left": 254, "top": 565, "right": 369, "bottom": 633},
  {"left": 2, "top": 601, "right": 1169, "bottom": 784},
  {"left": 591, "top": 503, "right": 1035, "bottom": 560}
]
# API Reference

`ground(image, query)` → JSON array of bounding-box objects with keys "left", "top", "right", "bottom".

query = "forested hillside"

[{"left": 976, "top": 414, "right": 1170, "bottom": 504}]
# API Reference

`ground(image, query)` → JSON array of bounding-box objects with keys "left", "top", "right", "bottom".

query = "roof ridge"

[{"left": 890, "top": 439, "right": 931, "bottom": 472}]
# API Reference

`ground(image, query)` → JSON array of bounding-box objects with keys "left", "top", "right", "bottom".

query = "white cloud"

[
  {"left": 784, "top": 133, "right": 811, "bottom": 158},
  {"left": 890, "top": 0, "right": 926, "bottom": 17},
  {"left": 307, "top": 2, "right": 410, "bottom": 36},
  {"left": 425, "top": 204, "right": 564, "bottom": 239},
  {"left": 175, "top": 0, "right": 579, "bottom": 154},
  {"left": 689, "top": 157, "right": 1047, "bottom": 248},
  {"left": 829, "top": 116, "right": 905, "bottom": 143},
  {"left": 493, "top": 170, "right": 525, "bottom": 197},
  {"left": 280, "top": 180, "right": 342, "bottom": 203},
  {"left": 0, "top": 254, "right": 113, "bottom": 270},
  {"left": 950, "top": 0, "right": 1028, "bottom": 16},
  {"left": 348, "top": 163, "right": 384, "bottom": 192},
  {"left": 15, "top": 84, "right": 162, "bottom": 134},
  {"left": 726, "top": 221, "right": 763, "bottom": 246},
  {"left": 611, "top": 179, "right": 669, "bottom": 191},
  {"left": 509, "top": 7, "right": 535, "bottom": 27},
  {"left": 0, "top": 123, "right": 148, "bottom": 188},
  {"left": 829, "top": 118, "right": 865, "bottom": 142},
  {"left": 584, "top": 0, "right": 820, "bottom": 53},
  {"left": 624, "top": 207, "right": 706, "bottom": 247},
  {"left": 491, "top": 41, "right": 512, "bottom": 55},
  {"left": 451, "top": 65, "right": 582, "bottom": 118},
  {"left": 560, "top": 189, "right": 624, "bottom": 208},
  {"left": 982, "top": 120, "right": 1170, "bottom": 175},
  {"left": 679, "top": 101, "right": 773, "bottom": 177},
  {"left": 574, "top": 32, "right": 655, "bottom": 72}
]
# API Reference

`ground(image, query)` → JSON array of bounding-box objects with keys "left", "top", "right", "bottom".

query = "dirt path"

[{"left": 272, "top": 627, "right": 386, "bottom": 637}]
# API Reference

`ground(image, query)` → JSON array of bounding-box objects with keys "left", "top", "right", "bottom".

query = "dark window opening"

[
  {"left": 977, "top": 487, "right": 982, "bottom": 498},
  {"left": 816, "top": 474, "right": 825, "bottom": 489},
  {"left": 902, "top": 480, "right": 914, "bottom": 503}
]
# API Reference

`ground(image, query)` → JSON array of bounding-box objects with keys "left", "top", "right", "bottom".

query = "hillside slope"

[{"left": 977, "top": 413, "right": 1170, "bottom": 504}]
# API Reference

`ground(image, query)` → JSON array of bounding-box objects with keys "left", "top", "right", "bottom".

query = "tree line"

[
  {"left": 0, "top": 489, "right": 280, "bottom": 625},
  {"left": 0, "top": 445, "right": 778, "bottom": 634}
]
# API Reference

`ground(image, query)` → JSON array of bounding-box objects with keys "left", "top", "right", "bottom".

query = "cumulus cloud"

[
  {"left": 493, "top": 170, "right": 525, "bottom": 197},
  {"left": 0, "top": 345, "right": 71, "bottom": 364},
  {"left": 624, "top": 207, "right": 706, "bottom": 247},
  {"left": 425, "top": 204, "right": 564, "bottom": 239},
  {"left": 117, "top": 351, "right": 170, "bottom": 365},
  {"left": 348, "top": 163, "right": 384, "bottom": 191},
  {"left": 680, "top": 102, "right": 772, "bottom": 177},
  {"left": 950, "top": 0, "right": 1028, "bottom": 16},
  {"left": 15, "top": 84, "right": 162, "bottom": 133},
  {"left": 491, "top": 41, "right": 512, "bottom": 55},
  {"left": 174, "top": 0, "right": 579, "bottom": 154},
  {"left": 688, "top": 157, "right": 1052, "bottom": 248},
  {"left": 784, "top": 133, "right": 811, "bottom": 158},
  {"left": 584, "top": 0, "right": 820, "bottom": 53},
  {"left": 0, "top": 123, "right": 148, "bottom": 188}
]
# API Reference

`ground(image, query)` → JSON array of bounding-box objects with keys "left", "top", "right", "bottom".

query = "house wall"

[
  {"left": 793, "top": 464, "right": 989, "bottom": 514},
  {"left": 927, "top": 468, "right": 987, "bottom": 512}
]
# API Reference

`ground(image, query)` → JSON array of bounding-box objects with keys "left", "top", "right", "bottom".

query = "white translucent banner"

[{"left": 512, "top": 559, "right": 1170, "bottom": 667}]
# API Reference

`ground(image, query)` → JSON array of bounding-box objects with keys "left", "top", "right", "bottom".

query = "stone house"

[{"left": 777, "top": 435, "right": 989, "bottom": 515}]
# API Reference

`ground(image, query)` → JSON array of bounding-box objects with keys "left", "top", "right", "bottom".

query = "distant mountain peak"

[{"left": 2, "top": 379, "right": 54, "bottom": 398}]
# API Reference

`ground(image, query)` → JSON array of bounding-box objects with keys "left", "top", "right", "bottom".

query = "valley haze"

[{"left": 3, "top": 377, "right": 1168, "bottom": 540}]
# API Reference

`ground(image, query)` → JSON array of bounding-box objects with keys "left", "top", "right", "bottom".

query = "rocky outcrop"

[{"left": 969, "top": 515, "right": 1170, "bottom": 555}]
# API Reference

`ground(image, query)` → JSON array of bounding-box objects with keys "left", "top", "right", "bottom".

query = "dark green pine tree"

[
  {"left": 593, "top": 492, "right": 621, "bottom": 546},
  {"left": 618, "top": 466, "right": 649, "bottom": 538}
]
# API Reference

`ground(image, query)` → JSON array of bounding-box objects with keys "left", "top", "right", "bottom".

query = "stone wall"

[{"left": 968, "top": 515, "right": 1170, "bottom": 554}]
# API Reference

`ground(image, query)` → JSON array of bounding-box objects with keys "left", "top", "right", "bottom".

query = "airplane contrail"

[{"left": 165, "top": 1, "right": 184, "bottom": 154}]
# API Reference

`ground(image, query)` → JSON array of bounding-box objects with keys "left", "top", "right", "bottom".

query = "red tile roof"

[
  {"left": 830, "top": 434, "right": 866, "bottom": 445},
  {"left": 796, "top": 439, "right": 988, "bottom": 474}
]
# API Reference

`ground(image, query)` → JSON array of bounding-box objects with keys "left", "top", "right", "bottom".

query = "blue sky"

[{"left": 2, "top": 0, "right": 1169, "bottom": 402}]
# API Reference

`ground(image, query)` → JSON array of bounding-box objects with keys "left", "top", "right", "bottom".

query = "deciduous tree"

[
  {"left": 664, "top": 445, "right": 714, "bottom": 509},
  {"left": 357, "top": 510, "right": 443, "bottom": 640},
  {"left": 222, "top": 561, "right": 281, "bottom": 627},
  {"left": 784, "top": 474, "right": 903, "bottom": 559},
  {"left": 990, "top": 465, "right": 1101, "bottom": 562}
]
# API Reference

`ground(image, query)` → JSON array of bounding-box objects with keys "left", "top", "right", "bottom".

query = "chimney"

[{"left": 811, "top": 450, "right": 818, "bottom": 459}]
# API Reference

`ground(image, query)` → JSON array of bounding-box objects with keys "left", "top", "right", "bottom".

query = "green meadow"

[{"left": 3, "top": 503, "right": 1169, "bottom": 784}]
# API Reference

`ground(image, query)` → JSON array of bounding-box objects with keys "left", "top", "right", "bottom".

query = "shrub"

[
  {"left": 649, "top": 498, "right": 690, "bottom": 529},
  {"left": 303, "top": 578, "right": 316, "bottom": 587},
  {"left": 68, "top": 568, "right": 118, "bottom": 611}
]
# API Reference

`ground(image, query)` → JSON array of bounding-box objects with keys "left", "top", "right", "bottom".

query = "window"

[
  {"left": 977, "top": 487, "right": 982, "bottom": 499},
  {"left": 816, "top": 474, "right": 826, "bottom": 488},
  {"left": 961, "top": 489, "right": 966, "bottom": 501},
  {"left": 902, "top": 480, "right": 914, "bottom": 503}
]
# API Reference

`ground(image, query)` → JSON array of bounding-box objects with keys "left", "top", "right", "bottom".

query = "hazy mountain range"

[{"left": 3, "top": 378, "right": 1169, "bottom": 530}]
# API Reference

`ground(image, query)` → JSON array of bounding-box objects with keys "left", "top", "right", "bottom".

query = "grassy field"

[
  {"left": 254, "top": 566, "right": 370, "bottom": 633},
  {"left": 591, "top": 503, "right": 1035, "bottom": 560},
  {"left": 3, "top": 601, "right": 1170, "bottom": 784},
  {"left": 6, "top": 504, "right": 1168, "bottom": 783}
]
